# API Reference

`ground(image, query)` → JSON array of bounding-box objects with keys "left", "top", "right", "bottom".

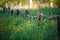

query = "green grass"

[{"left": 0, "top": 8, "right": 59, "bottom": 40}]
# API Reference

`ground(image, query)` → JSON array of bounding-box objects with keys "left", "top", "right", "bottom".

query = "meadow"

[{"left": 0, "top": 7, "right": 59, "bottom": 40}]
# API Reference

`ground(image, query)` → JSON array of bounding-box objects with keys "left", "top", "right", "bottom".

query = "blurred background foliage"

[{"left": 0, "top": 0, "right": 60, "bottom": 8}]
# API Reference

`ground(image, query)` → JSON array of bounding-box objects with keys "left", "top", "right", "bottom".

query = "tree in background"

[
  {"left": 0, "top": 0, "right": 60, "bottom": 9},
  {"left": 52, "top": 0, "right": 60, "bottom": 8}
]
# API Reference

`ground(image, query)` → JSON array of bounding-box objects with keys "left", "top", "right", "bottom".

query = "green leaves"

[
  {"left": 52, "top": 0, "right": 60, "bottom": 8},
  {"left": 0, "top": 9, "right": 58, "bottom": 40}
]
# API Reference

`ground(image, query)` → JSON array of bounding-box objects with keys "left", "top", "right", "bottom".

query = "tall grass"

[{"left": 0, "top": 8, "right": 59, "bottom": 40}]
